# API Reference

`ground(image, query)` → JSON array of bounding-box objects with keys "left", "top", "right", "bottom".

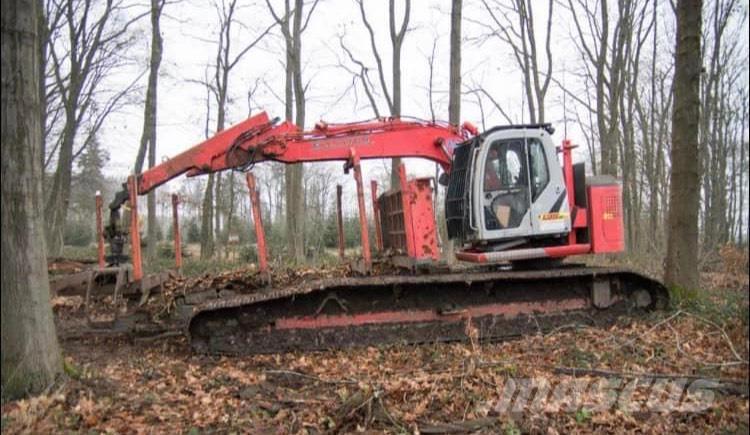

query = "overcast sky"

[{"left": 98, "top": 0, "right": 749, "bottom": 203}]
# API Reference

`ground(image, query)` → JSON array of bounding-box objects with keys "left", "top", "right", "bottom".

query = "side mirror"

[{"left": 438, "top": 172, "right": 450, "bottom": 186}]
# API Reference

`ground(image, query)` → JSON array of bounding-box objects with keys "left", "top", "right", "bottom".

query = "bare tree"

[
  {"left": 198, "top": 0, "right": 272, "bottom": 259},
  {"left": 43, "top": 0, "right": 145, "bottom": 256},
  {"left": 563, "top": 0, "right": 634, "bottom": 175},
  {"left": 464, "top": 84, "right": 514, "bottom": 125},
  {"left": 617, "top": 0, "right": 653, "bottom": 250},
  {"left": 665, "top": 0, "right": 703, "bottom": 292},
  {"left": 2, "top": 0, "right": 62, "bottom": 399},
  {"left": 355, "top": 0, "right": 411, "bottom": 188},
  {"left": 133, "top": 0, "right": 165, "bottom": 260},
  {"left": 475, "top": 0, "right": 553, "bottom": 123},
  {"left": 698, "top": 0, "right": 745, "bottom": 250},
  {"left": 266, "top": 0, "right": 319, "bottom": 263}
]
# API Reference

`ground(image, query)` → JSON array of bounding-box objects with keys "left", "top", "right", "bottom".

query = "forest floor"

[{"left": 2, "top": 249, "right": 749, "bottom": 434}]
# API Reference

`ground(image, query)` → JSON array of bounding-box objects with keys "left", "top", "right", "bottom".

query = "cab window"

[
  {"left": 528, "top": 140, "right": 549, "bottom": 200},
  {"left": 483, "top": 139, "right": 527, "bottom": 191}
]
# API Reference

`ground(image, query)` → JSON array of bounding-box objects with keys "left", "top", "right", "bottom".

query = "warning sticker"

[{"left": 538, "top": 212, "right": 569, "bottom": 221}]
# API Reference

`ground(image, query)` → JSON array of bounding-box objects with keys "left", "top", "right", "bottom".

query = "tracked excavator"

[{"left": 104, "top": 111, "right": 668, "bottom": 354}]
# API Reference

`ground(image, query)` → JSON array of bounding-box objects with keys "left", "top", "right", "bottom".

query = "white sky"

[
  {"left": 98, "top": 0, "right": 749, "bottom": 208},
  {"left": 103, "top": 1, "right": 570, "bottom": 177}
]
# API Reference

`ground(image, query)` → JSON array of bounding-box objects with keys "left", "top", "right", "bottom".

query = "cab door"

[
  {"left": 475, "top": 135, "right": 533, "bottom": 241},
  {"left": 527, "top": 137, "right": 570, "bottom": 237}
]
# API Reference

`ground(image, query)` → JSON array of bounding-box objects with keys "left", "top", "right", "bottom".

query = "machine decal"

[
  {"left": 311, "top": 135, "right": 372, "bottom": 150},
  {"left": 549, "top": 191, "right": 567, "bottom": 212},
  {"left": 539, "top": 212, "right": 569, "bottom": 221}
]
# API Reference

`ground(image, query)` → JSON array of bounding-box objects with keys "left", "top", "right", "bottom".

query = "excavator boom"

[{"left": 135, "top": 111, "right": 473, "bottom": 195}]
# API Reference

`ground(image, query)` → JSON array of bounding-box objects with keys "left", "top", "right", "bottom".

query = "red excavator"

[{"left": 104, "top": 111, "right": 667, "bottom": 354}]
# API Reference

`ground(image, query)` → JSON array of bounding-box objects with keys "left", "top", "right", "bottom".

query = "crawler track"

[{"left": 187, "top": 266, "right": 668, "bottom": 355}]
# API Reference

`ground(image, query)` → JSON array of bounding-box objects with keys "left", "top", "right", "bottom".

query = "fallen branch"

[
  {"left": 133, "top": 330, "right": 182, "bottom": 343},
  {"left": 419, "top": 417, "right": 498, "bottom": 434},
  {"left": 682, "top": 310, "right": 748, "bottom": 364},
  {"left": 263, "top": 369, "right": 357, "bottom": 385},
  {"left": 666, "top": 322, "right": 747, "bottom": 368}
]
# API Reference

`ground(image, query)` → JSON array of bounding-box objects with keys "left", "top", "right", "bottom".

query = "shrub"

[
  {"left": 64, "top": 220, "right": 93, "bottom": 247},
  {"left": 239, "top": 244, "right": 258, "bottom": 263},
  {"left": 186, "top": 219, "right": 201, "bottom": 243}
]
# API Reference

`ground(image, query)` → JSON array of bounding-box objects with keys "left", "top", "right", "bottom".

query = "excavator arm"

[{"left": 136, "top": 111, "right": 474, "bottom": 195}]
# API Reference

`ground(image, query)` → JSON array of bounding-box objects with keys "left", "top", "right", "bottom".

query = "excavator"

[{"left": 103, "top": 111, "right": 668, "bottom": 354}]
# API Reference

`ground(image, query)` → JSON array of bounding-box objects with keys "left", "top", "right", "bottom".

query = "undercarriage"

[{"left": 187, "top": 265, "right": 668, "bottom": 355}]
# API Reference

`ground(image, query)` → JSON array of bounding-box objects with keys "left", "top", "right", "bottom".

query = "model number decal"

[
  {"left": 311, "top": 135, "right": 372, "bottom": 150},
  {"left": 539, "top": 212, "right": 568, "bottom": 221}
]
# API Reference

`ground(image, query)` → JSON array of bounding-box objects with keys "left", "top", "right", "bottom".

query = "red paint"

[
  {"left": 370, "top": 180, "right": 383, "bottom": 252},
  {"left": 560, "top": 139, "right": 577, "bottom": 245},
  {"left": 571, "top": 206, "right": 588, "bottom": 228},
  {"left": 136, "top": 112, "right": 475, "bottom": 195},
  {"left": 245, "top": 172, "right": 268, "bottom": 273},
  {"left": 377, "top": 170, "right": 440, "bottom": 262},
  {"left": 171, "top": 194, "right": 182, "bottom": 271},
  {"left": 543, "top": 244, "right": 591, "bottom": 257},
  {"left": 350, "top": 150, "right": 371, "bottom": 270},
  {"left": 95, "top": 193, "right": 105, "bottom": 269},
  {"left": 127, "top": 176, "right": 143, "bottom": 281},
  {"left": 275, "top": 298, "right": 588, "bottom": 330},
  {"left": 409, "top": 177, "right": 440, "bottom": 261},
  {"left": 455, "top": 251, "right": 489, "bottom": 263},
  {"left": 139, "top": 112, "right": 272, "bottom": 193},
  {"left": 398, "top": 164, "right": 416, "bottom": 258},
  {"left": 587, "top": 183, "right": 625, "bottom": 253},
  {"left": 336, "top": 185, "right": 345, "bottom": 260}
]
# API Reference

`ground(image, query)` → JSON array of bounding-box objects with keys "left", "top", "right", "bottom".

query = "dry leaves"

[{"left": 5, "top": 261, "right": 748, "bottom": 433}]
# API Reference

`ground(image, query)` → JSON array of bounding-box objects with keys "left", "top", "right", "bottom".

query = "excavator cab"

[{"left": 446, "top": 124, "right": 570, "bottom": 247}]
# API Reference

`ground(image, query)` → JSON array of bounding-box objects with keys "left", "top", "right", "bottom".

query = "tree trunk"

[
  {"left": 665, "top": 0, "right": 702, "bottom": 292},
  {"left": 443, "top": 0, "right": 462, "bottom": 263},
  {"left": 200, "top": 173, "right": 215, "bottom": 259},
  {"left": 388, "top": 0, "right": 409, "bottom": 189},
  {"left": 215, "top": 172, "right": 223, "bottom": 254},
  {"left": 134, "top": 0, "right": 164, "bottom": 260},
  {"left": 44, "top": 97, "right": 77, "bottom": 256},
  {"left": 291, "top": 0, "right": 305, "bottom": 262},
  {"left": 225, "top": 171, "right": 236, "bottom": 245},
  {"left": 279, "top": 0, "right": 309, "bottom": 264},
  {"left": 1, "top": 0, "right": 63, "bottom": 399},
  {"left": 37, "top": 0, "right": 47, "bottom": 171}
]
